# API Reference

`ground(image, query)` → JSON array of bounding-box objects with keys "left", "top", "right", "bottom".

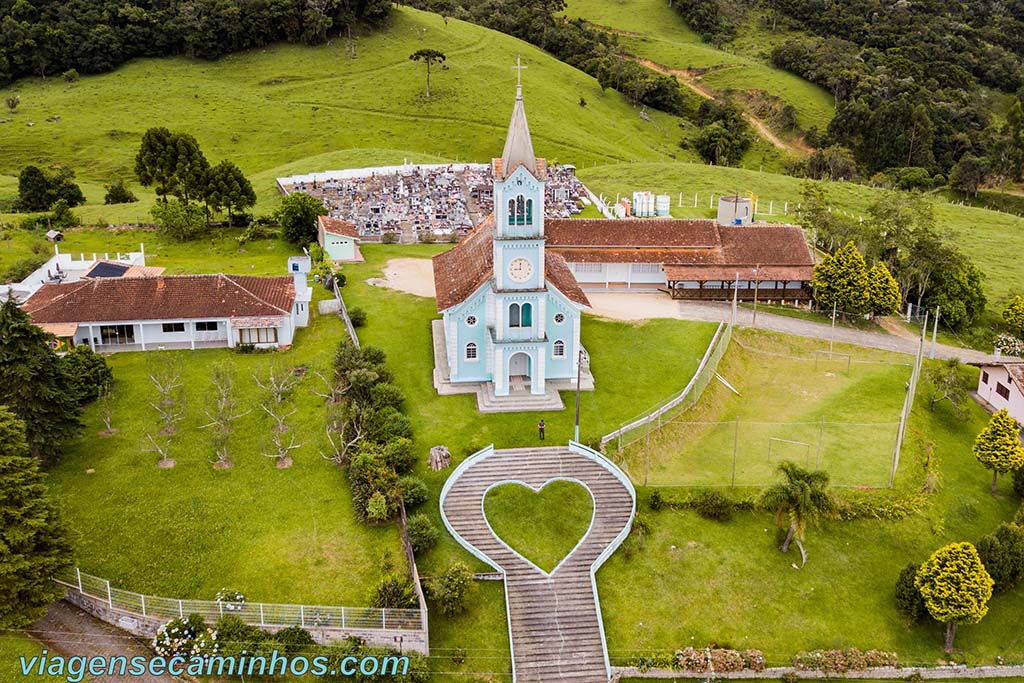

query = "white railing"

[{"left": 54, "top": 568, "right": 421, "bottom": 632}]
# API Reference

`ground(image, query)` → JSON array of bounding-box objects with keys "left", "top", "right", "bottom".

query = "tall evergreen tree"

[
  {"left": 867, "top": 262, "right": 900, "bottom": 316},
  {"left": 0, "top": 406, "right": 73, "bottom": 628},
  {"left": 811, "top": 241, "right": 870, "bottom": 314},
  {"left": 972, "top": 409, "right": 1024, "bottom": 494},
  {"left": 915, "top": 542, "right": 993, "bottom": 653},
  {"left": 0, "top": 299, "right": 81, "bottom": 460},
  {"left": 1002, "top": 295, "right": 1024, "bottom": 336},
  {"left": 205, "top": 160, "right": 256, "bottom": 220}
]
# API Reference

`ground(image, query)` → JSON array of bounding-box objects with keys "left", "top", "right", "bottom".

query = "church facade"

[{"left": 432, "top": 83, "right": 590, "bottom": 397}]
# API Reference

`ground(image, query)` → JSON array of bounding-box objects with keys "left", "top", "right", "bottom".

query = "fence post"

[
  {"left": 106, "top": 580, "right": 113, "bottom": 608},
  {"left": 260, "top": 603, "right": 265, "bottom": 626},
  {"left": 383, "top": 609, "right": 387, "bottom": 631},
  {"left": 219, "top": 601, "right": 223, "bottom": 618},
  {"left": 76, "top": 567, "right": 82, "bottom": 592},
  {"left": 141, "top": 594, "right": 146, "bottom": 617},
  {"left": 816, "top": 416, "right": 825, "bottom": 470}
]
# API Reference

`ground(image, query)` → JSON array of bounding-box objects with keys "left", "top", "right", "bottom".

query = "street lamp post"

[{"left": 574, "top": 349, "right": 583, "bottom": 443}]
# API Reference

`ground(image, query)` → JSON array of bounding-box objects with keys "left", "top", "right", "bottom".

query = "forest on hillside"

[
  {"left": 0, "top": 0, "right": 390, "bottom": 82},
  {"left": 677, "top": 0, "right": 1024, "bottom": 186}
]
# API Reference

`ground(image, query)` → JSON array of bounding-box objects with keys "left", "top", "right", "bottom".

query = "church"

[{"left": 432, "top": 80, "right": 591, "bottom": 403}]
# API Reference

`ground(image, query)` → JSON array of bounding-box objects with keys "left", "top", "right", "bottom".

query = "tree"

[
  {"left": 867, "top": 262, "right": 900, "bottom": 316},
  {"left": 811, "top": 241, "right": 870, "bottom": 315},
  {"left": 924, "top": 252, "right": 987, "bottom": 330},
  {"left": 0, "top": 407, "right": 73, "bottom": 628},
  {"left": 758, "top": 461, "right": 836, "bottom": 562},
  {"left": 973, "top": 409, "right": 1024, "bottom": 494},
  {"left": 5, "top": 95, "right": 19, "bottom": 112},
  {"left": 1002, "top": 295, "right": 1024, "bottom": 336},
  {"left": 924, "top": 358, "right": 969, "bottom": 418},
  {"left": 134, "top": 128, "right": 209, "bottom": 202},
  {"left": 431, "top": 562, "right": 473, "bottom": 616},
  {"left": 204, "top": 160, "right": 255, "bottom": 221},
  {"left": 0, "top": 299, "right": 81, "bottom": 460},
  {"left": 60, "top": 345, "right": 113, "bottom": 405},
  {"left": 895, "top": 562, "right": 929, "bottom": 624},
  {"left": 150, "top": 198, "right": 207, "bottom": 241},
  {"left": 103, "top": 179, "right": 137, "bottom": 205},
  {"left": 949, "top": 155, "right": 989, "bottom": 196},
  {"left": 915, "top": 542, "right": 993, "bottom": 653},
  {"left": 975, "top": 523, "right": 1024, "bottom": 593},
  {"left": 277, "top": 192, "right": 326, "bottom": 245},
  {"left": 17, "top": 165, "right": 85, "bottom": 212},
  {"left": 409, "top": 49, "right": 446, "bottom": 99},
  {"left": 147, "top": 355, "right": 185, "bottom": 435}
]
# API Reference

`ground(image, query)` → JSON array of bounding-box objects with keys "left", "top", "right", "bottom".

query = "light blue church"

[{"left": 432, "top": 81, "right": 591, "bottom": 401}]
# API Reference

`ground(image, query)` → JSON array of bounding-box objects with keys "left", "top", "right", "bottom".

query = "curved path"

[{"left": 440, "top": 445, "right": 635, "bottom": 683}]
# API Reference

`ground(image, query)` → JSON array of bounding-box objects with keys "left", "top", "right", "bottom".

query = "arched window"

[
  {"left": 515, "top": 195, "right": 526, "bottom": 225},
  {"left": 509, "top": 303, "right": 521, "bottom": 328},
  {"left": 507, "top": 199, "right": 516, "bottom": 224},
  {"left": 553, "top": 340, "right": 565, "bottom": 357},
  {"left": 525, "top": 198, "right": 533, "bottom": 225},
  {"left": 465, "top": 342, "right": 478, "bottom": 360},
  {"left": 521, "top": 302, "right": 533, "bottom": 327}
]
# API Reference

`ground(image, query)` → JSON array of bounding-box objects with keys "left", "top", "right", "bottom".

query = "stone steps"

[{"left": 477, "top": 382, "right": 565, "bottom": 413}]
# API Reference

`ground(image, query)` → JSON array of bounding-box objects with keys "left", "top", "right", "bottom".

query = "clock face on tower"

[{"left": 507, "top": 257, "right": 533, "bottom": 283}]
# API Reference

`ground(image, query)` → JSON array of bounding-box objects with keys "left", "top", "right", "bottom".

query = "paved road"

[
  {"left": 672, "top": 300, "right": 998, "bottom": 364},
  {"left": 441, "top": 446, "right": 634, "bottom": 683},
  {"left": 28, "top": 601, "right": 181, "bottom": 683}
]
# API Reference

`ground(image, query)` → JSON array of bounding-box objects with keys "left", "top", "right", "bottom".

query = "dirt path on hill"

[
  {"left": 633, "top": 57, "right": 810, "bottom": 157},
  {"left": 28, "top": 601, "right": 183, "bottom": 682}
]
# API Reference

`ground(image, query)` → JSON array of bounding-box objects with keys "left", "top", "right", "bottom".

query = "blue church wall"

[{"left": 449, "top": 293, "right": 490, "bottom": 382}]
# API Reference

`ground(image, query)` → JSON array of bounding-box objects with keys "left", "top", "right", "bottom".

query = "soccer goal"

[{"left": 767, "top": 437, "right": 813, "bottom": 468}]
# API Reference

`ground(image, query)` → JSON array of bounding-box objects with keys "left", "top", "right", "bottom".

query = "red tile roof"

[
  {"left": 432, "top": 217, "right": 588, "bottom": 312},
  {"left": 23, "top": 274, "right": 296, "bottom": 324},
  {"left": 546, "top": 218, "right": 722, "bottom": 247},
  {"left": 663, "top": 264, "right": 813, "bottom": 282},
  {"left": 319, "top": 216, "right": 359, "bottom": 239}
]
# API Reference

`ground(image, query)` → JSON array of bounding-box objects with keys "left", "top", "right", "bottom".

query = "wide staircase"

[{"left": 440, "top": 446, "right": 635, "bottom": 683}]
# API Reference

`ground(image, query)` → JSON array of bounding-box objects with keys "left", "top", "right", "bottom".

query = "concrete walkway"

[
  {"left": 440, "top": 445, "right": 635, "bottom": 683},
  {"left": 586, "top": 292, "right": 998, "bottom": 364}
]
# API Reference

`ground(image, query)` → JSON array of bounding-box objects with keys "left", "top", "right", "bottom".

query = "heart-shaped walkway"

[{"left": 440, "top": 444, "right": 635, "bottom": 683}]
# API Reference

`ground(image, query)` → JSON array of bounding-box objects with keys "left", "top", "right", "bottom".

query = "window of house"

[
  {"left": 509, "top": 303, "right": 521, "bottom": 327},
  {"left": 574, "top": 263, "right": 602, "bottom": 273},
  {"left": 554, "top": 313, "right": 565, "bottom": 324},
  {"left": 99, "top": 324, "right": 135, "bottom": 345},
  {"left": 195, "top": 321, "right": 218, "bottom": 332},
  {"left": 633, "top": 264, "right": 661, "bottom": 273},
  {"left": 161, "top": 322, "right": 185, "bottom": 333},
  {"left": 466, "top": 315, "right": 478, "bottom": 327},
  {"left": 520, "top": 302, "right": 533, "bottom": 327},
  {"left": 553, "top": 340, "right": 565, "bottom": 358},
  {"left": 981, "top": 371, "right": 990, "bottom": 385},
  {"left": 996, "top": 383, "right": 1011, "bottom": 400},
  {"left": 239, "top": 327, "right": 278, "bottom": 345},
  {"left": 466, "top": 342, "right": 478, "bottom": 360}
]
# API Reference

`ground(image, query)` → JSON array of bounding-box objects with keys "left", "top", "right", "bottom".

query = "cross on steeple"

[{"left": 512, "top": 55, "right": 527, "bottom": 95}]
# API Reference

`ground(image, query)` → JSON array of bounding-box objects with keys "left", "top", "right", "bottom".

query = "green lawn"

[
  {"left": 0, "top": 633, "right": 79, "bottom": 682},
  {"left": 620, "top": 328, "right": 912, "bottom": 488},
  {"left": 563, "top": 0, "right": 835, "bottom": 132},
  {"left": 485, "top": 481, "right": 594, "bottom": 572}
]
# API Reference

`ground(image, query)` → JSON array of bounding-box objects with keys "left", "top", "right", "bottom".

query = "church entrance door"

[{"left": 508, "top": 352, "right": 531, "bottom": 390}]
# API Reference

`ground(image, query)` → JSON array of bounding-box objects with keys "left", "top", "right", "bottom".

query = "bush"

[
  {"left": 214, "top": 615, "right": 266, "bottom": 657},
  {"left": 793, "top": 648, "right": 898, "bottom": 672},
  {"left": 649, "top": 489, "right": 666, "bottom": 511},
  {"left": 103, "top": 179, "right": 137, "bottom": 205},
  {"left": 348, "top": 306, "right": 367, "bottom": 327},
  {"left": 373, "top": 573, "right": 416, "bottom": 608},
  {"left": 153, "top": 614, "right": 218, "bottom": 658},
  {"left": 236, "top": 222, "right": 278, "bottom": 245},
  {"left": 370, "top": 382, "right": 405, "bottom": 412},
  {"left": 381, "top": 232, "right": 398, "bottom": 244},
  {"left": 382, "top": 437, "right": 415, "bottom": 474},
  {"left": 1014, "top": 468, "right": 1024, "bottom": 499},
  {"left": 431, "top": 562, "right": 473, "bottom": 616},
  {"left": 397, "top": 476, "right": 429, "bottom": 508},
  {"left": 274, "top": 626, "right": 315, "bottom": 655},
  {"left": 60, "top": 345, "right": 113, "bottom": 405},
  {"left": 894, "top": 562, "right": 929, "bottom": 623},
  {"left": 61, "top": 69, "right": 79, "bottom": 82},
  {"left": 976, "top": 522, "right": 1024, "bottom": 592},
  {"left": 690, "top": 488, "right": 734, "bottom": 521},
  {"left": 407, "top": 514, "right": 439, "bottom": 554}
]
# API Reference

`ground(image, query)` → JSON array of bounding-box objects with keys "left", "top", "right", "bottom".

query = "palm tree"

[{"left": 759, "top": 461, "right": 836, "bottom": 560}]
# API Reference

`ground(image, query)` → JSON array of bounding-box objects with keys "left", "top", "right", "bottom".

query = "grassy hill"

[
  {"left": 0, "top": 6, "right": 690, "bottom": 224},
  {"left": 563, "top": 0, "right": 834, "bottom": 134}
]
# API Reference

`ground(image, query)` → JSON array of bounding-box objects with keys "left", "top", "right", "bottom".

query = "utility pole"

[
  {"left": 731, "top": 272, "right": 739, "bottom": 326},
  {"left": 829, "top": 300, "right": 837, "bottom": 358},
  {"left": 752, "top": 265, "right": 761, "bottom": 327},
  {"left": 930, "top": 305, "right": 940, "bottom": 360},
  {"left": 574, "top": 350, "right": 583, "bottom": 443}
]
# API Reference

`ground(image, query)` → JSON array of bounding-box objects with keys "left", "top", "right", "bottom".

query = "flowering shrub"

[
  {"left": 153, "top": 615, "right": 218, "bottom": 659},
  {"left": 793, "top": 648, "right": 898, "bottom": 672},
  {"left": 742, "top": 649, "right": 767, "bottom": 671},
  {"left": 628, "top": 647, "right": 766, "bottom": 673},
  {"left": 994, "top": 333, "right": 1024, "bottom": 357},
  {"left": 215, "top": 589, "right": 246, "bottom": 611}
]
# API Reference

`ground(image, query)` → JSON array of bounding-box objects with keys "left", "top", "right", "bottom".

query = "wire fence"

[
  {"left": 601, "top": 322, "right": 732, "bottom": 452},
  {"left": 53, "top": 568, "right": 421, "bottom": 632}
]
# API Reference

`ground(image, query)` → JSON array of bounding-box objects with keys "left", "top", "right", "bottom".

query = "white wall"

[{"left": 977, "top": 365, "right": 1024, "bottom": 424}]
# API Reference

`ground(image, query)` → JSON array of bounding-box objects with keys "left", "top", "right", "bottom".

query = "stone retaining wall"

[{"left": 613, "top": 665, "right": 1024, "bottom": 680}]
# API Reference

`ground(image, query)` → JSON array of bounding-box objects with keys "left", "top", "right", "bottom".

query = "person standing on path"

[{"left": 538, "top": 419, "right": 546, "bottom": 440}]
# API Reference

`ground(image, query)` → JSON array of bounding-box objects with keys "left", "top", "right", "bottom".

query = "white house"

[
  {"left": 317, "top": 216, "right": 362, "bottom": 262},
  {"left": 1, "top": 244, "right": 159, "bottom": 304},
  {"left": 23, "top": 263, "right": 311, "bottom": 352},
  {"left": 975, "top": 361, "right": 1024, "bottom": 425}
]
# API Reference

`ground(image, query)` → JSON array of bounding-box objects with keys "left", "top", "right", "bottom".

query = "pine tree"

[
  {"left": 0, "top": 299, "right": 81, "bottom": 460},
  {"left": 811, "top": 241, "right": 870, "bottom": 315},
  {"left": 867, "top": 262, "right": 900, "bottom": 316},
  {"left": 972, "top": 409, "right": 1024, "bottom": 494},
  {"left": 0, "top": 406, "right": 73, "bottom": 628},
  {"left": 915, "top": 542, "right": 993, "bottom": 653}
]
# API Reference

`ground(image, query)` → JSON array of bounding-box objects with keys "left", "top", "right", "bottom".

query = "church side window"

[
  {"left": 465, "top": 342, "right": 478, "bottom": 360},
  {"left": 521, "top": 302, "right": 533, "bottom": 327},
  {"left": 509, "top": 303, "right": 521, "bottom": 328},
  {"left": 515, "top": 196, "right": 526, "bottom": 225},
  {"left": 525, "top": 198, "right": 533, "bottom": 225},
  {"left": 507, "top": 199, "right": 516, "bottom": 225},
  {"left": 553, "top": 340, "right": 565, "bottom": 358}
]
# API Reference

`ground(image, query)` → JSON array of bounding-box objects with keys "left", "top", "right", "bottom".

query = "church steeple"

[{"left": 499, "top": 57, "right": 538, "bottom": 179}]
